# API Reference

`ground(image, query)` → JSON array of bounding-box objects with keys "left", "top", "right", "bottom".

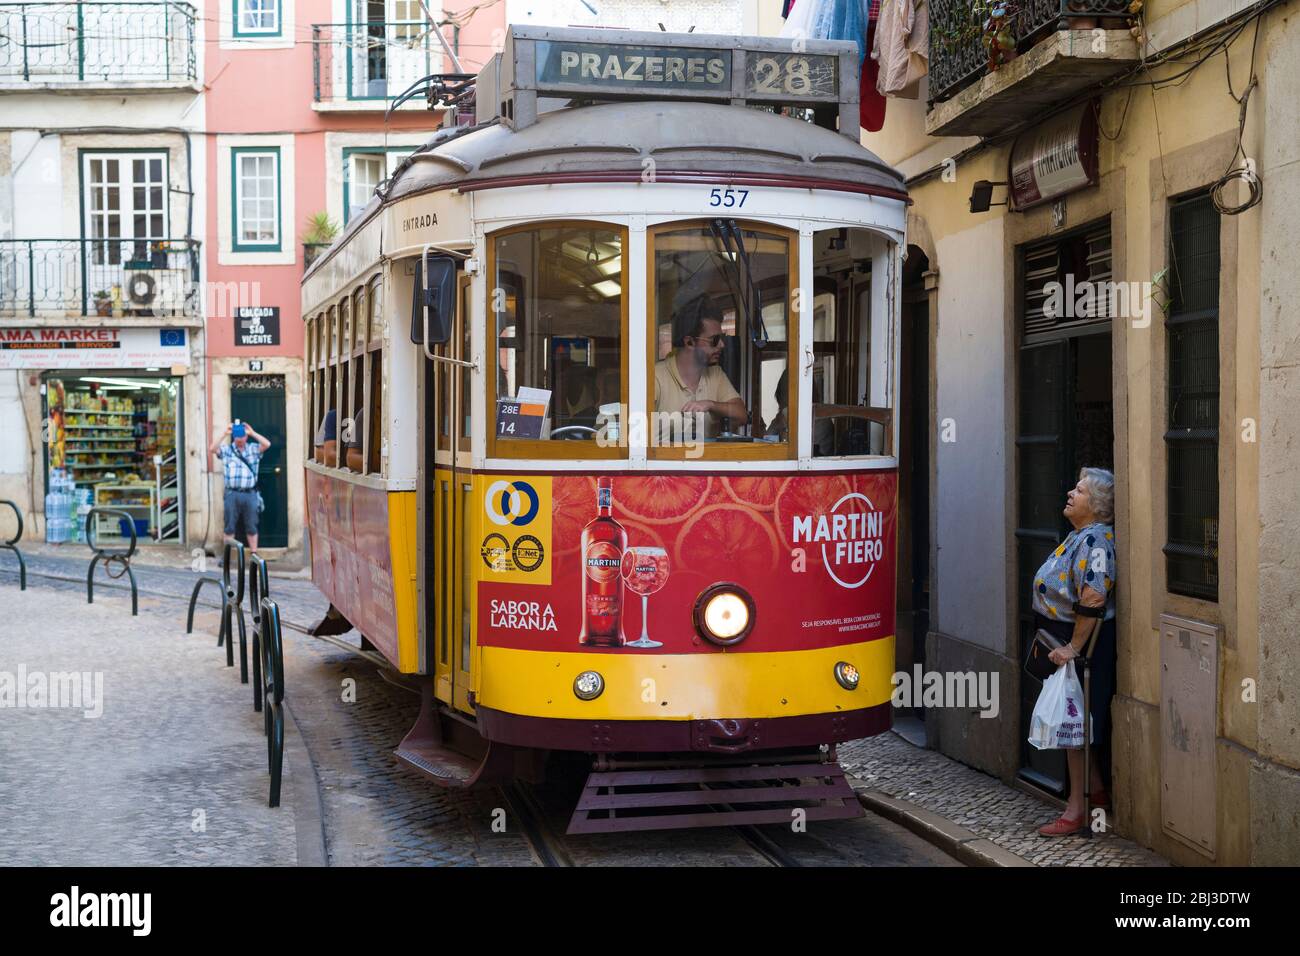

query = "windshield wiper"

[{"left": 709, "top": 218, "right": 770, "bottom": 350}]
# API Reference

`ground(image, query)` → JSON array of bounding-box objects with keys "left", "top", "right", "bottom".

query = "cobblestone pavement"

[
  {"left": 0, "top": 584, "right": 298, "bottom": 866},
  {"left": 286, "top": 638, "right": 957, "bottom": 866},
  {"left": 839, "top": 732, "right": 1171, "bottom": 866},
  {"left": 0, "top": 552, "right": 962, "bottom": 866}
]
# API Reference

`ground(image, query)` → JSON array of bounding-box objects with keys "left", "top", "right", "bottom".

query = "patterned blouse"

[{"left": 1031, "top": 522, "right": 1117, "bottom": 622}]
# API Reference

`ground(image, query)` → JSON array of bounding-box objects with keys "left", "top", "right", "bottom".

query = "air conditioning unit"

[{"left": 125, "top": 268, "right": 190, "bottom": 315}]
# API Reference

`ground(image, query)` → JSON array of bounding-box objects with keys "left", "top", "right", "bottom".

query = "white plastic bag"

[{"left": 1028, "top": 660, "right": 1091, "bottom": 750}]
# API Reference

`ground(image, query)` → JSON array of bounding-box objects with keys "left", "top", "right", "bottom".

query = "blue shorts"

[{"left": 223, "top": 488, "right": 260, "bottom": 537}]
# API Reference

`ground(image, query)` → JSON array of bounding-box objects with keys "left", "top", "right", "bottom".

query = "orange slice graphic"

[
  {"left": 773, "top": 474, "right": 853, "bottom": 563},
  {"left": 675, "top": 503, "right": 780, "bottom": 579},
  {"left": 617, "top": 475, "right": 713, "bottom": 525},
  {"left": 722, "top": 475, "right": 789, "bottom": 512},
  {"left": 551, "top": 476, "right": 597, "bottom": 557}
]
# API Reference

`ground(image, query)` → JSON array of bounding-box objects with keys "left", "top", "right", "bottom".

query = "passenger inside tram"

[
  {"left": 653, "top": 295, "right": 749, "bottom": 440},
  {"left": 312, "top": 405, "right": 365, "bottom": 470},
  {"left": 652, "top": 223, "right": 790, "bottom": 447}
]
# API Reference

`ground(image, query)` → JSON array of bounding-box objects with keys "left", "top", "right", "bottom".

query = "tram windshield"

[
  {"left": 651, "top": 223, "right": 791, "bottom": 451},
  {"left": 492, "top": 224, "right": 626, "bottom": 450}
]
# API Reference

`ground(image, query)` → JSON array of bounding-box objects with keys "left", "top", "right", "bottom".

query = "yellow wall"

[{"left": 862, "top": 2, "right": 1296, "bottom": 864}]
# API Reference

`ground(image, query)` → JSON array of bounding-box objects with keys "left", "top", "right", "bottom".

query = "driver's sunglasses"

[{"left": 692, "top": 334, "right": 726, "bottom": 347}]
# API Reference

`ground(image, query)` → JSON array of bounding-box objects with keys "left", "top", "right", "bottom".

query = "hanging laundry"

[
  {"left": 872, "top": 0, "right": 930, "bottom": 99},
  {"left": 782, "top": 0, "right": 867, "bottom": 63},
  {"left": 861, "top": 21, "right": 888, "bottom": 131}
]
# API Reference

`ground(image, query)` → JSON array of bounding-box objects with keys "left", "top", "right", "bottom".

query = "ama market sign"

[
  {"left": 0, "top": 327, "right": 189, "bottom": 369},
  {"left": 791, "top": 491, "right": 885, "bottom": 589}
]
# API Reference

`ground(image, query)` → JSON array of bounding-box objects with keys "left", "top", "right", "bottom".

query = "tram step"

[{"left": 566, "top": 757, "right": 864, "bottom": 834}]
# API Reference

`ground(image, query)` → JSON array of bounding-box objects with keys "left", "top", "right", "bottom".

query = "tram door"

[{"left": 429, "top": 275, "right": 475, "bottom": 713}]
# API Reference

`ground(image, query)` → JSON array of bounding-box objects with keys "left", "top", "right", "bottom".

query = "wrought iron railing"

[
  {"left": 0, "top": 237, "right": 199, "bottom": 316},
  {"left": 929, "top": 0, "right": 1132, "bottom": 103},
  {"left": 0, "top": 2, "right": 197, "bottom": 84},
  {"left": 312, "top": 20, "right": 442, "bottom": 102}
]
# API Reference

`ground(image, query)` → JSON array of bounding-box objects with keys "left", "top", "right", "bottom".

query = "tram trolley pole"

[
  {"left": 0, "top": 500, "right": 26, "bottom": 590},
  {"left": 248, "top": 553, "right": 271, "bottom": 713},
  {"left": 221, "top": 541, "right": 248, "bottom": 680},
  {"left": 260, "top": 596, "right": 286, "bottom": 807},
  {"left": 85, "top": 507, "right": 138, "bottom": 616}
]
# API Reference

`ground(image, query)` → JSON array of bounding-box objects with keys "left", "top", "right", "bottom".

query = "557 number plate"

[{"left": 707, "top": 187, "right": 749, "bottom": 208}]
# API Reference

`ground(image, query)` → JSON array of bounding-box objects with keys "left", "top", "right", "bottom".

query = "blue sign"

[{"left": 160, "top": 329, "right": 186, "bottom": 348}]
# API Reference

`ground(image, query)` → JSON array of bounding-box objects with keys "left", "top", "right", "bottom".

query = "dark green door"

[{"left": 231, "top": 376, "right": 288, "bottom": 548}]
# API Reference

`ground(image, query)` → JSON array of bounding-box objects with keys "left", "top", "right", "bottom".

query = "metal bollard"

[
  {"left": 85, "top": 507, "right": 138, "bottom": 616},
  {"left": 185, "top": 575, "right": 227, "bottom": 634},
  {"left": 221, "top": 541, "right": 248, "bottom": 679},
  {"left": 0, "top": 500, "right": 26, "bottom": 591},
  {"left": 260, "top": 597, "right": 285, "bottom": 808},
  {"left": 248, "top": 554, "right": 271, "bottom": 713}
]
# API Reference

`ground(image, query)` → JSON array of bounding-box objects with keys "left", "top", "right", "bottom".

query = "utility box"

[{"left": 1159, "top": 613, "right": 1220, "bottom": 859}]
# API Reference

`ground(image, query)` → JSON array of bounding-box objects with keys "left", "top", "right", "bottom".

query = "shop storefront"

[
  {"left": 0, "top": 324, "right": 197, "bottom": 545},
  {"left": 43, "top": 373, "right": 184, "bottom": 544}
]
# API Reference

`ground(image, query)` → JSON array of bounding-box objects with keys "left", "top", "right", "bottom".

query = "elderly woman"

[{"left": 1032, "top": 466, "right": 1118, "bottom": 837}]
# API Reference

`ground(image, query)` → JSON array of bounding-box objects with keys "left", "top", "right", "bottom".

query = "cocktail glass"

[{"left": 621, "top": 546, "right": 669, "bottom": 648}]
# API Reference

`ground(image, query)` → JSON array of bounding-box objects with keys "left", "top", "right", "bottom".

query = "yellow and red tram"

[{"left": 300, "top": 27, "right": 908, "bottom": 831}]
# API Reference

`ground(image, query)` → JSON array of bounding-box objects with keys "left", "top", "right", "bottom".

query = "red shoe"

[{"left": 1037, "top": 814, "right": 1085, "bottom": 837}]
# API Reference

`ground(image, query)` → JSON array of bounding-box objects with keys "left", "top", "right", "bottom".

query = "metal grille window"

[
  {"left": 1021, "top": 222, "right": 1113, "bottom": 343},
  {"left": 1164, "top": 194, "right": 1220, "bottom": 602}
]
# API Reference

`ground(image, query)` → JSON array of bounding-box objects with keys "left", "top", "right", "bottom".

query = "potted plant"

[
  {"left": 981, "top": 2, "right": 1019, "bottom": 71},
  {"left": 302, "top": 212, "right": 340, "bottom": 269},
  {"left": 150, "top": 240, "right": 173, "bottom": 268},
  {"left": 92, "top": 290, "right": 112, "bottom": 317}
]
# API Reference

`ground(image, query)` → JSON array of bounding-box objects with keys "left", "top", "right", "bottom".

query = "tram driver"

[{"left": 653, "top": 296, "right": 749, "bottom": 442}]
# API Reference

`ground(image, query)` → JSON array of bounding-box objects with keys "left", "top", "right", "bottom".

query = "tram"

[{"left": 301, "top": 27, "right": 909, "bottom": 833}]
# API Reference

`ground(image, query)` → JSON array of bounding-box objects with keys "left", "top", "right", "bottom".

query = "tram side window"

[
  {"left": 808, "top": 226, "right": 892, "bottom": 457},
  {"left": 650, "top": 223, "right": 791, "bottom": 453},
  {"left": 491, "top": 224, "right": 624, "bottom": 452}
]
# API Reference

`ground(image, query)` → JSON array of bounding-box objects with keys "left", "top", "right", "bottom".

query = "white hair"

[{"left": 1080, "top": 467, "right": 1115, "bottom": 524}]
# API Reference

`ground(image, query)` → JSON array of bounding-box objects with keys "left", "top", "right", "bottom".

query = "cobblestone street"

[
  {"left": 0, "top": 559, "right": 957, "bottom": 867},
  {"left": 0, "top": 551, "right": 1175, "bottom": 867},
  {"left": 0, "top": 585, "right": 299, "bottom": 866}
]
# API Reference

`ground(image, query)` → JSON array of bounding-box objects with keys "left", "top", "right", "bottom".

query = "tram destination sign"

[
  {"left": 534, "top": 40, "right": 838, "bottom": 100},
  {"left": 488, "top": 27, "right": 859, "bottom": 139}
]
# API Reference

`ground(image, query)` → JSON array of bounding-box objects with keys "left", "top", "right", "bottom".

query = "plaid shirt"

[{"left": 218, "top": 442, "right": 262, "bottom": 491}]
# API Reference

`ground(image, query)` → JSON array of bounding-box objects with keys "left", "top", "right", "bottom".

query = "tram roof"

[
  {"left": 308, "top": 100, "right": 907, "bottom": 282},
  {"left": 389, "top": 100, "right": 905, "bottom": 201}
]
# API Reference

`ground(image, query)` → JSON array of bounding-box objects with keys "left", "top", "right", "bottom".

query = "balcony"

[
  {"left": 0, "top": 2, "right": 197, "bottom": 90},
  {"left": 927, "top": 0, "right": 1139, "bottom": 137},
  {"left": 312, "top": 21, "right": 443, "bottom": 110},
  {"left": 0, "top": 238, "right": 199, "bottom": 317}
]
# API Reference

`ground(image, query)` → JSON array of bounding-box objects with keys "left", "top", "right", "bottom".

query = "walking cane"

[{"left": 1072, "top": 603, "right": 1105, "bottom": 840}]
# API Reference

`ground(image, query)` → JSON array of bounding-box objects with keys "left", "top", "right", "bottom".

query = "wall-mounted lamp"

[{"left": 969, "top": 180, "right": 1009, "bottom": 213}]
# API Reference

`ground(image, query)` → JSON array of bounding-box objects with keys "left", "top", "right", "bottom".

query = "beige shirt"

[
  {"left": 872, "top": 0, "right": 930, "bottom": 99},
  {"left": 653, "top": 352, "right": 742, "bottom": 439}
]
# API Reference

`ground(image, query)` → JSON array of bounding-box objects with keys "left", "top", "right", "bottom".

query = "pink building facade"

[{"left": 202, "top": 0, "right": 503, "bottom": 554}]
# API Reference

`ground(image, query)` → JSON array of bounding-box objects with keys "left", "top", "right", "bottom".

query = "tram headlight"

[
  {"left": 573, "top": 670, "right": 605, "bottom": 701},
  {"left": 693, "top": 584, "right": 755, "bottom": 646},
  {"left": 834, "top": 661, "right": 861, "bottom": 690}
]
